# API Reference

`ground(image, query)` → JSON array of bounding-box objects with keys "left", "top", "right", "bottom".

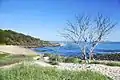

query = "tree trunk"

[
  {"left": 83, "top": 46, "right": 89, "bottom": 63},
  {"left": 89, "top": 42, "right": 99, "bottom": 62}
]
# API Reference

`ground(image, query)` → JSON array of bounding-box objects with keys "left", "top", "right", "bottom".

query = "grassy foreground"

[{"left": 0, "top": 64, "right": 112, "bottom": 80}]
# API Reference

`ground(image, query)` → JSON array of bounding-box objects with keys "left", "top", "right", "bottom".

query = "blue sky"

[{"left": 0, "top": 0, "right": 120, "bottom": 41}]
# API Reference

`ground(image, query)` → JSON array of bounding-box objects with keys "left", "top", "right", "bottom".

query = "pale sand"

[
  {"left": 56, "top": 63, "right": 120, "bottom": 80},
  {"left": 0, "top": 45, "right": 37, "bottom": 55}
]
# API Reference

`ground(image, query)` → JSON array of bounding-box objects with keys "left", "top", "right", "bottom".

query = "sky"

[{"left": 0, "top": 0, "right": 120, "bottom": 41}]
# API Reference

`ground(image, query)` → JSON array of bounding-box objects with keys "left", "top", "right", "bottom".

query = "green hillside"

[{"left": 0, "top": 29, "right": 52, "bottom": 47}]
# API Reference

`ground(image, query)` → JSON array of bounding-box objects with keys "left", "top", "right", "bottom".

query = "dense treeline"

[
  {"left": 0, "top": 29, "right": 52, "bottom": 47},
  {"left": 95, "top": 53, "right": 120, "bottom": 61}
]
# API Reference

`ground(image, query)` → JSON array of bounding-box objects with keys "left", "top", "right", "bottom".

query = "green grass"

[
  {"left": 0, "top": 54, "right": 34, "bottom": 66},
  {"left": 64, "top": 57, "right": 82, "bottom": 63},
  {"left": 0, "top": 53, "right": 9, "bottom": 59},
  {"left": 0, "top": 64, "right": 112, "bottom": 80}
]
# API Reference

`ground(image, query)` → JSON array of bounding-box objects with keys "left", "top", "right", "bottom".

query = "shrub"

[
  {"left": 43, "top": 53, "right": 82, "bottom": 64},
  {"left": 90, "top": 61, "right": 100, "bottom": 64},
  {"left": 43, "top": 53, "right": 53, "bottom": 57},
  {"left": 49, "top": 61, "right": 59, "bottom": 65},
  {"left": 65, "top": 57, "right": 82, "bottom": 63},
  {"left": 49, "top": 55, "right": 65, "bottom": 62},
  {"left": 95, "top": 53, "right": 120, "bottom": 61}
]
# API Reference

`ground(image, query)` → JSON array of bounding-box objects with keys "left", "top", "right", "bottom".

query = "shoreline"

[
  {"left": 19, "top": 43, "right": 61, "bottom": 48},
  {"left": 0, "top": 45, "right": 37, "bottom": 55}
]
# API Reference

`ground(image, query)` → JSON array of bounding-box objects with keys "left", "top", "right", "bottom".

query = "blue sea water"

[{"left": 33, "top": 42, "right": 120, "bottom": 57}]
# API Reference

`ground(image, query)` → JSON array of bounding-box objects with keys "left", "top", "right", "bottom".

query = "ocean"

[{"left": 33, "top": 42, "right": 120, "bottom": 57}]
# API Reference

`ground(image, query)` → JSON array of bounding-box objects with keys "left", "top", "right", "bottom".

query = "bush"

[
  {"left": 95, "top": 53, "right": 120, "bottom": 61},
  {"left": 49, "top": 55, "right": 65, "bottom": 62},
  {"left": 49, "top": 61, "right": 59, "bottom": 65},
  {"left": 43, "top": 53, "right": 82, "bottom": 64},
  {"left": 65, "top": 57, "right": 82, "bottom": 63},
  {"left": 43, "top": 53, "right": 53, "bottom": 57}
]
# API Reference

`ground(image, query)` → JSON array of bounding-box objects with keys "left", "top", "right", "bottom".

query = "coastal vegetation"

[
  {"left": 43, "top": 53, "right": 82, "bottom": 64},
  {"left": 0, "top": 52, "right": 34, "bottom": 66},
  {"left": 95, "top": 53, "right": 120, "bottom": 61},
  {"left": 1, "top": 52, "right": 120, "bottom": 67},
  {"left": 0, "top": 63, "right": 112, "bottom": 80},
  {"left": 0, "top": 29, "right": 57, "bottom": 48},
  {"left": 42, "top": 53, "right": 120, "bottom": 67}
]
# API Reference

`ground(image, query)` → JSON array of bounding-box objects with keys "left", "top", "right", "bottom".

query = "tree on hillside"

[
  {"left": 61, "top": 14, "right": 116, "bottom": 63},
  {"left": 0, "top": 30, "right": 5, "bottom": 44},
  {"left": 0, "top": 29, "right": 51, "bottom": 47}
]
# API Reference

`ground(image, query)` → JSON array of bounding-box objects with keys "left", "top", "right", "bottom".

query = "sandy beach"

[{"left": 0, "top": 45, "right": 37, "bottom": 55}]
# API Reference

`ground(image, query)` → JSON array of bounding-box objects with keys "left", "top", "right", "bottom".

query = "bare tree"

[{"left": 61, "top": 14, "right": 116, "bottom": 63}]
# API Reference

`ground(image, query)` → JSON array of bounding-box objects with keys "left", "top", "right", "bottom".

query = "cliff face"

[{"left": 0, "top": 29, "right": 59, "bottom": 48}]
